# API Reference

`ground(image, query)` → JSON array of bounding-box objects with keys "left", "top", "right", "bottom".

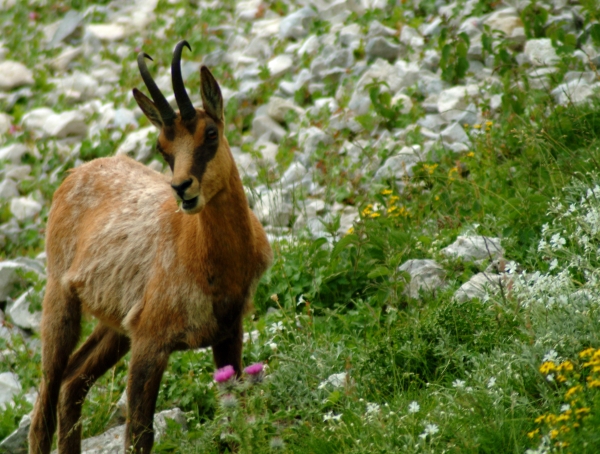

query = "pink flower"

[
  {"left": 214, "top": 365, "right": 235, "bottom": 383},
  {"left": 244, "top": 363, "right": 263, "bottom": 375}
]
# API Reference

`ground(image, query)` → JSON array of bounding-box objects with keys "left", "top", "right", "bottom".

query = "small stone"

[
  {"left": 47, "top": 10, "right": 84, "bottom": 48},
  {"left": 268, "top": 55, "right": 293, "bottom": 78},
  {"left": 441, "top": 235, "right": 504, "bottom": 262},
  {"left": 0, "top": 413, "right": 31, "bottom": 454},
  {"left": 0, "top": 372, "right": 21, "bottom": 409},
  {"left": 0, "top": 113, "right": 12, "bottom": 136},
  {"left": 279, "top": 7, "right": 317, "bottom": 40},
  {"left": 453, "top": 272, "right": 507, "bottom": 302},
  {"left": 523, "top": 38, "right": 559, "bottom": 66},
  {"left": 365, "top": 36, "right": 402, "bottom": 62},
  {"left": 421, "top": 17, "right": 443, "bottom": 36},
  {"left": 391, "top": 93, "right": 413, "bottom": 114},
  {"left": 116, "top": 127, "right": 155, "bottom": 162},
  {"left": 0, "top": 143, "right": 29, "bottom": 164},
  {"left": 42, "top": 111, "right": 87, "bottom": 139},
  {"left": 5, "top": 165, "right": 32, "bottom": 181},
  {"left": 483, "top": 9, "right": 522, "bottom": 35},
  {"left": 551, "top": 79, "right": 594, "bottom": 106},
  {"left": 86, "top": 23, "right": 128, "bottom": 41},
  {"left": 374, "top": 145, "right": 421, "bottom": 180},
  {"left": 50, "top": 45, "right": 83, "bottom": 72},
  {"left": 252, "top": 115, "right": 287, "bottom": 143},
  {"left": 0, "top": 61, "right": 34, "bottom": 91},
  {"left": 21, "top": 107, "right": 55, "bottom": 132},
  {"left": 280, "top": 162, "right": 307, "bottom": 187},
  {"left": 400, "top": 26, "right": 424, "bottom": 48},
  {"left": 399, "top": 259, "right": 447, "bottom": 299},
  {"left": 437, "top": 85, "right": 478, "bottom": 121},
  {"left": 254, "top": 189, "right": 293, "bottom": 227},
  {"left": 267, "top": 97, "right": 304, "bottom": 123},
  {"left": 10, "top": 196, "right": 42, "bottom": 221},
  {"left": 440, "top": 122, "right": 469, "bottom": 144},
  {"left": 52, "top": 71, "right": 99, "bottom": 102},
  {"left": 367, "top": 20, "right": 396, "bottom": 38},
  {"left": 300, "top": 126, "right": 332, "bottom": 156},
  {"left": 7, "top": 289, "right": 42, "bottom": 331},
  {"left": 0, "top": 179, "right": 19, "bottom": 200},
  {"left": 0, "top": 259, "right": 45, "bottom": 302}
]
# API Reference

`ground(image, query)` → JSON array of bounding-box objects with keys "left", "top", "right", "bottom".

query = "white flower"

[
  {"left": 323, "top": 411, "right": 342, "bottom": 422},
  {"left": 269, "top": 342, "right": 278, "bottom": 351},
  {"left": 549, "top": 259, "right": 558, "bottom": 270},
  {"left": 408, "top": 401, "right": 420, "bottom": 414},
  {"left": 543, "top": 350, "right": 559, "bottom": 363},
  {"left": 487, "top": 377, "right": 496, "bottom": 388},
  {"left": 243, "top": 330, "right": 260, "bottom": 343},
  {"left": 560, "top": 404, "right": 570, "bottom": 413},
  {"left": 365, "top": 402, "right": 380, "bottom": 419},
  {"left": 452, "top": 379, "right": 465, "bottom": 388},
  {"left": 318, "top": 372, "right": 347, "bottom": 389},
  {"left": 419, "top": 423, "right": 439, "bottom": 439},
  {"left": 268, "top": 321, "right": 284, "bottom": 334},
  {"left": 549, "top": 233, "right": 566, "bottom": 250}
]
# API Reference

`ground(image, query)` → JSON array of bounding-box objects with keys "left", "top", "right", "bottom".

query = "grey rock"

[
  {"left": 400, "top": 25, "right": 424, "bottom": 48},
  {"left": 365, "top": 37, "right": 402, "bottom": 62},
  {"left": 0, "top": 413, "right": 30, "bottom": 454},
  {"left": 267, "top": 97, "right": 304, "bottom": 123},
  {"left": 21, "top": 107, "right": 55, "bottom": 132},
  {"left": 280, "top": 162, "right": 307, "bottom": 187},
  {"left": 0, "top": 258, "right": 45, "bottom": 302},
  {"left": 367, "top": 20, "right": 396, "bottom": 38},
  {"left": 0, "top": 112, "right": 12, "bottom": 135},
  {"left": 523, "top": 39, "right": 559, "bottom": 66},
  {"left": 399, "top": 259, "right": 447, "bottom": 299},
  {"left": 5, "top": 165, "right": 32, "bottom": 181},
  {"left": 0, "top": 372, "right": 21, "bottom": 409},
  {"left": 10, "top": 197, "right": 42, "bottom": 221},
  {"left": 374, "top": 145, "right": 422, "bottom": 180},
  {"left": 252, "top": 115, "right": 287, "bottom": 143},
  {"left": 0, "top": 61, "right": 34, "bottom": 91},
  {"left": 440, "top": 122, "right": 470, "bottom": 144},
  {"left": 483, "top": 8, "right": 522, "bottom": 35},
  {"left": 86, "top": 23, "right": 128, "bottom": 41},
  {"left": 0, "top": 144, "right": 29, "bottom": 164},
  {"left": 453, "top": 272, "right": 508, "bottom": 302},
  {"left": 417, "top": 114, "right": 447, "bottom": 132},
  {"left": 441, "top": 235, "right": 504, "bottom": 262},
  {"left": 42, "top": 110, "right": 88, "bottom": 139},
  {"left": 47, "top": 10, "right": 83, "bottom": 48},
  {"left": 7, "top": 289, "right": 42, "bottom": 331},
  {"left": 421, "top": 17, "right": 443, "bottom": 36},
  {"left": 279, "top": 7, "right": 317, "bottom": 40},
  {"left": 115, "top": 127, "right": 155, "bottom": 162},
  {"left": 268, "top": 55, "right": 293, "bottom": 78},
  {"left": 420, "top": 49, "right": 441, "bottom": 72},
  {"left": 300, "top": 127, "right": 332, "bottom": 156},
  {"left": 339, "top": 23, "right": 362, "bottom": 49},
  {"left": 50, "top": 45, "right": 83, "bottom": 72},
  {"left": 0, "top": 179, "right": 19, "bottom": 200},
  {"left": 52, "top": 71, "right": 99, "bottom": 102},
  {"left": 552, "top": 79, "right": 595, "bottom": 106},
  {"left": 417, "top": 73, "right": 447, "bottom": 96},
  {"left": 254, "top": 189, "right": 293, "bottom": 227},
  {"left": 437, "top": 85, "right": 479, "bottom": 121}
]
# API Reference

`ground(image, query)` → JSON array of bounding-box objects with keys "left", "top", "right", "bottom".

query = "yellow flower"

[
  {"left": 576, "top": 407, "right": 590, "bottom": 415},
  {"left": 557, "top": 361, "right": 574, "bottom": 372},
  {"left": 587, "top": 379, "right": 600, "bottom": 388},
  {"left": 580, "top": 347, "right": 596, "bottom": 358},
  {"left": 361, "top": 204, "right": 373, "bottom": 216},
  {"left": 539, "top": 361, "right": 557, "bottom": 374},
  {"left": 565, "top": 385, "right": 582, "bottom": 399},
  {"left": 466, "top": 151, "right": 475, "bottom": 158},
  {"left": 473, "top": 124, "right": 482, "bottom": 129},
  {"left": 545, "top": 414, "right": 557, "bottom": 425},
  {"left": 556, "top": 374, "right": 567, "bottom": 383},
  {"left": 347, "top": 227, "right": 354, "bottom": 235},
  {"left": 387, "top": 206, "right": 398, "bottom": 213},
  {"left": 381, "top": 189, "right": 392, "bottom": 195},
  {"left": 434, "top": 195, "right": 439, "bottom": 201},
  {"left": 527, "top": 429, "right": 539, "bottom": 439},
  {"left": 485, "top": 121, "right": 493, "bottom": 127},
  {"left": 389, "top": 195, "right": 399, "bottom": 204},
  {"left": 534, "top": 415, "right": 545, "bottom": 424},
  {"left": 369, "top": 212, "right": 381, "bottom": 218},
  {"left": 556, "top": 414, "right": 570, "bottom": 422},
  {"left": 423, "top": 163, "right": 438, "bottom": 174},
  {"left": 463, "top": 123, "right": 470, "bottom": 128},
  {"left": 550, "top": 429, "right": 559, "bottom": 439}
]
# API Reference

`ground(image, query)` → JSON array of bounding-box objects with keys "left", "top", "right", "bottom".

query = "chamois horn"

[
  {"left": 137, "top": 53, "right": 176, "bottom": 126},
  {"left": 171, "top": 40, "right": 196, "bottom": 122}
]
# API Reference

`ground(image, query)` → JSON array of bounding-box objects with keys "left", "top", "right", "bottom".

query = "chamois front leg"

[
  {"left": 212, "top": 319, "right": 244, "bottom": 376},
  {"left": 125, "top": 340, "right": 170, "bottom": 453}
]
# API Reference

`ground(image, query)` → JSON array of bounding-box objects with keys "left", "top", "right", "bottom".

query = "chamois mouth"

[{"left": 181, "top": 196, "right": 199, "bottom": 211}]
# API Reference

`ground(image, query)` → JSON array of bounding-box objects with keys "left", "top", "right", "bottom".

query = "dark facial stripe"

[{"left": 191, "top": 135, "right": 219, "bottom": 182}]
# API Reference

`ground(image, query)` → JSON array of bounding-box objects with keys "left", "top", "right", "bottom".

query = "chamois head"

[{"left": 132, "top": 40, "right": 231, "bottom": 214}]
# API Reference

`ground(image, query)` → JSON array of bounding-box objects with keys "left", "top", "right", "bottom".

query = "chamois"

[{"left": 28, "top": 40, "right": 272, "bottom": 454}]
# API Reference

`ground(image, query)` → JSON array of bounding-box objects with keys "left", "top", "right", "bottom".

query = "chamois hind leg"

[
  {"left": 29, "top": 280, "right": 82, "bottom": 454},
  {"left": 212, "top": 319, "right": 244, "bottom": 376},
  {"left": 57, "top": 323, "right": 130, "bottom": 454},
  {"left": 124, "top": 339, "right": 170, "bottom": 453}
]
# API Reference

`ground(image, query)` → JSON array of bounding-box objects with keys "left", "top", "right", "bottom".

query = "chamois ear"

[
  {"left": 132, "top": 88, "right": 164, "bottom": 128},
  {"left": 200, "top": 66, "right": 223, "bottom": 122}
]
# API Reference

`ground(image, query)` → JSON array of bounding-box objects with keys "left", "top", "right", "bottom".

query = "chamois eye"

[{"left": 206, "top": 128, "right": 218, "bottom": 141}]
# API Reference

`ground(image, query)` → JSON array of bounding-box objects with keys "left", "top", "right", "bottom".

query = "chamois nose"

[{"left": 171, "top": 179, "right": 192, "bottom": 199}]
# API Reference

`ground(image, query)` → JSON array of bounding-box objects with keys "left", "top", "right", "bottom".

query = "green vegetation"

[{"left": 2, "top": 0, "right": 600, "bottom": 453}]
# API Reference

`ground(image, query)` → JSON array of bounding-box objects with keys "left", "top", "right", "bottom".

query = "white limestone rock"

[
  {"left": 399, "top": 259, "right": 447, "bottom": 299},
  {"left": 365, "top": 36, "right": 402, "bottom": 62},
  {"left": 10, "top": 196, "right": 42, "bottom": 221},
  {"left": 551, "top": 79, "right": 595, "bottom": 106},
  {"left": 374, "top": 145, "right": 422, "bottom": 180},
  {"left": 0, "top": 143, "right": 29, "bottom": 164},
  {"left": 86, "top": 23, "right": 128, "bottom": 41},
  {"left": 268, "top": 55, "right": 293, "bottom": 78},
  {"left": 254, "top": 189, "right": 293, "bottom": 227},
  {"left": 115, "top": 127, "right": 155, "bottom": 162},
  {"left": 0, "top": 61, "right": 34, "bottom": 91},
  {"left": 42, "top": 111, "right": 88, "bottom": 139},
  {"left": 483, "top": 8, "right": 522, "bottom": 35},
  {"left": 279, "top": 7, "right": 317, "bottom": 40},
  {"left": 0, "top": 112, "right": 12, "bottom": 136},
  {"left": 0, "top": 179, "right": 19, "bottom": 200},
  {"left": 437, "top": 85, "right": 479, "bottom": 121},
  {"left": 440, "top": 122, "right": 470, "bottom": 144},
  {"left": 524, "top": 39, "right": 559, "bottom": 66},
  {"left": 453, "top": 272, "right": 508, "bottom": 302},
  {"left": 252, "top": 115, "right": 287, "bottom": 143},
  {"left": 441, "top": 235, "right": 504, "bottom": 262},
  {"left": 0, "top": 258, "right": 45, "bottom": 302},
  {"left": 0, "top": 372, "right": 21, "bottom": 409},
  {"left": 267, "top": 97, "right": 304, "bottom": 122},
  {"left": 6, "top": 288, "right": 42, "bottom": 331},
  {"left": 280, "top": 162, "right": 307, "bottom": 188},
  {"left": 299, "top": 126, "right": 332, "bottom": 156},
  {"left": 0, "top": 413, "right": 30, "bottom": 454}
]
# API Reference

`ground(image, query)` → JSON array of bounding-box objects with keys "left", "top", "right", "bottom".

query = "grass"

[{"left": 2, "top": 0, "right": 600, "bottom": 452}]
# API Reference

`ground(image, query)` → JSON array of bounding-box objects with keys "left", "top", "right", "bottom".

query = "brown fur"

[{"left": 29, "top": 61, "right": 272, "bottom": 453}]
